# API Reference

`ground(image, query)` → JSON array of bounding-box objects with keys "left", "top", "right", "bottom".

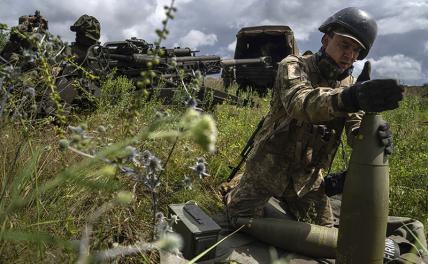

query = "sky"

[{"left": 1, "top": 0, "right": 428, "bottom": 85}]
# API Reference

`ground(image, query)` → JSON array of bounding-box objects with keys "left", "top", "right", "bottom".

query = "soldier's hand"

[
  {"left": 324, "top": 170, "right": 347, "bottom": 197},
  {"left": 356, "top": 61, "right": 371, "bottom": 83},
  {"left": 377, "top": 123, "right": 393, "bottom": 155},
  {"left": 340, "top": 79, "right": 404, "bottom": 113}
]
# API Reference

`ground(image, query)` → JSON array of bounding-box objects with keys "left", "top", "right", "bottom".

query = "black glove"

[
  {"left": 378, "top": 123, "right": 393, "bottom": 155},
  {"left": 324, "top": 170, "right": 347, "bottom": 197},
  {"left": 341, "top": 79, "right": 404, "bottom": 113}
]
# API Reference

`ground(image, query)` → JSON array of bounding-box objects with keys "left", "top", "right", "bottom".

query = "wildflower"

[
  {"left": 24, "top": 87, "right": 35, "bottom": 98},
  {"left": 154, "top": 212, "right": 177, "bottom": 240},
  {"left": 119, "top": 165, "right": 135, "bottom": 175},
  {"left": 115, "top": 191, "right": 134, "bottom": 205},
  {"left": 169, "top": 215, "right": 179, "bottom": 225},
  {"left": 189, "top": 159, "right": 210, "bottom": 179},
  {"left": 154, "top": 212, "right": 172, "bottom": 238},
  {"left": 156, "top": 212, "right": 166, "bottom": 222},
  {"left": 59, "top": 139, "right": 69, "bottom": 150},
  {"left": 142, "top": 150, "right": 153, "bottom": 166},
  {"left": 144, "top": 173, "right": 160, "bottom": 190},
  {"left": 96, "top": 125, "right": 107, "bottom": 133},
  {"left": 68, "top": 125, "right": 84, "bottom": 135},
  {"left": 125, "top": 146, "right": 140, "bottom": 166},
  {"left": 185, "top": 97, "right": 196, "bottom": 108},
  {"left": 98, "top": 165, "right": 116, "bottom": 177},
  {"left": 156, "top": 233, "right": 183, "bottom": 254},
  {"left": 185, "top": 97, "right": 203, "bottom": 112},
  {"left": 181, "top": 109, "right": 217, "bottom": 152},
  {"left": 148, "top": 155, "right": 163, "bottom": 172},
  {"left": 182, "top": 175, "right": 192, "bottom": 190},
  {"left": 154, "top": 109, "right": 170, "bottom": 119},
  {"left": 180, "top": 108, "right": 199, "bottom": 127},
  {"left": 155, "top": 110, "right": 164, "bottom": 119},
  {"left": 190, "top": 114, "right": 217, "bottom": 153},
  {"left": 70, "top": 134, "right": 82, "bottom": 144}
]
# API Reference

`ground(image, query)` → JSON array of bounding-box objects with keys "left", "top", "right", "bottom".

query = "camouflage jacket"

[
  {"left": 1, "top": 25, "right": 36, "bottom": 62},
  {"left": 62, "top": 43, "right": 91, "bottom": 66},
  {"left": 252, "top": 53, "right": 363, "bottom": 197}
]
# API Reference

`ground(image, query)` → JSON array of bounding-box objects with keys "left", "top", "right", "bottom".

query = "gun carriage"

[{"left": 85, "top": 37, "right": 271, "bottom": 106}]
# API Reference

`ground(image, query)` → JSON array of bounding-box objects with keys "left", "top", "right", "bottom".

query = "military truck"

[{"left": 223, "top": 25, "right": 299, "bottom": 96}]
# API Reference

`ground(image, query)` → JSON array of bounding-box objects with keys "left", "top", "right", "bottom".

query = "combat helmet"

[
  {"left": 319, "top": 7, "right": 377, "bottom": 60},
  {"left": 70, "top": 15, "right": 101, "bottom": 45}
]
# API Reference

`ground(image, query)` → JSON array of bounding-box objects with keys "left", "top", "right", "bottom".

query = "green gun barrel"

[{"left": 336, "top": 113, "right": 389, "bottom": 264}]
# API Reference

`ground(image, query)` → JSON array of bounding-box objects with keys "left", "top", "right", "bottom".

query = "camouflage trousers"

[{"left": 224, "top": 142, "right": 334, "bottom": 227}]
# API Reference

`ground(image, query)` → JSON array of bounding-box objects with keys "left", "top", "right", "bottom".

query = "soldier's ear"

[{"left": 321, "top": 34, "right": 329, "bottom": 48}]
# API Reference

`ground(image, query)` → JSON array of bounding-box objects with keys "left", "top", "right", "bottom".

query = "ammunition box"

[{"left": 168, "top": 203, "right": 221, "bottom": 261}]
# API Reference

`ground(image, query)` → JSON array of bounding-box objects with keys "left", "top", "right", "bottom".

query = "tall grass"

[
  {"left": 385, "top": 96, "right": 428, "bottom": 225},
  {"left": 1, "top": 75, "right": 427, "bottom": 262}
]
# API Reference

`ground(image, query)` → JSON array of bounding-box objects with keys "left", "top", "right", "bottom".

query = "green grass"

[
  {"left": 385, "top": 96, "right": 428, "bottom": 224},
  {"left": 0, "top": 76, "right": 427, "bottom": 262}
]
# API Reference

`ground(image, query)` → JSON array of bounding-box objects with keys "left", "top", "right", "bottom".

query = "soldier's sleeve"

[
  {"left": 344, "top": 111, "right": 363, "bottom": 147},
  {"left": 276, "top": 55, "right": 348, "bottom": 123}
]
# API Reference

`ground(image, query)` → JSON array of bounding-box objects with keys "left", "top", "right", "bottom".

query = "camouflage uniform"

[
  {"left": 1, "top": 11, "right": 48, "bottom": 64},
  {"left": 66, "top": 14, "right": 101, "bottom": 64},
  {"left": 225, "top": 53, "right": 362, "bottom": 226},
  {"left": 46, "top": 14, "right": 101, "bottom": 112}
]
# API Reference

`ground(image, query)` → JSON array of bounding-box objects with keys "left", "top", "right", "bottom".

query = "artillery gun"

[{"left": 85, "top": 37, "right": 271, "bottom": 106}]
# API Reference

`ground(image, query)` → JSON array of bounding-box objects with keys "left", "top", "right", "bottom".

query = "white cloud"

[
  {"left": 178, "top": 29, "right": 217, "bottom": 49},
  {"left": 227, "top": 40, "right": 236, "bottom": 52},
  {"left": 368, "top": 55, "right": 423, "bottom": 81},
  {"left": 1, "top": 0, "right": 428, "bottom": 84},
  {"left": 352, "top": 60, "right": 366, "bottom": 78},
  {"left": 365, "top": 0, "right": 428, "bottom": 35}
]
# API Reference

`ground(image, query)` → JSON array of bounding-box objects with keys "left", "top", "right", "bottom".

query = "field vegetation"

[
  {"left": 1, "top": 74, "right": 427, "bottom": 262},
  {"left": 0, "top": 3, "right": 427, "bottom": 263}
]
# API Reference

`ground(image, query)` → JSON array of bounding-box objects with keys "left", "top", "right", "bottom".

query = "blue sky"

[{"left": 1, "top": 0, "right": 428, "bottom": 85}]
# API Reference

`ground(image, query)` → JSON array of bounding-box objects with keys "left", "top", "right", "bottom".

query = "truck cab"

[{"left": 224, "top": 25, "right": 299, "bottom": 96}]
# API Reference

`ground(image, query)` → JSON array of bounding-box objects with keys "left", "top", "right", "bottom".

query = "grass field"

[{"left": 0, "top": 76, "right": 427, "bottom": 262}]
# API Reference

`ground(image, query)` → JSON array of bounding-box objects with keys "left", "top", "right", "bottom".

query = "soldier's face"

[{"left": 324, "top": 34, "right": 362, "bottom": 69}]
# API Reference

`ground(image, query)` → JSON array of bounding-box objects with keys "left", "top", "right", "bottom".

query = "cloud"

[
  {"left": 227, "top": 40, "right": 236, "bottom": 52},
  {"left": 178, "top": 30, "right": 217, "bottom": 49},
  {"left": 365, "top": 55, "right": 424, "bottom": 81},
  {"left": 1, "top": 0, "right": 427, "bottom": 84},
  {"left": 372, "top": 1, "right": 428, "bottom": 35}
]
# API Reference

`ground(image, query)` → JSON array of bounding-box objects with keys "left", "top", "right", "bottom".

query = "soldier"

[
  {"left": 0, "top": 10, "right": 48, "bottom": 64},
  {"left": 224, "top": 7, "right": 404, "bottom": 227},
  {"left": 67, "top": 14, "right": 101, "bottom": 65},
  {"left": 42, "top": 15, "right": 101, "bottom": 115}
]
